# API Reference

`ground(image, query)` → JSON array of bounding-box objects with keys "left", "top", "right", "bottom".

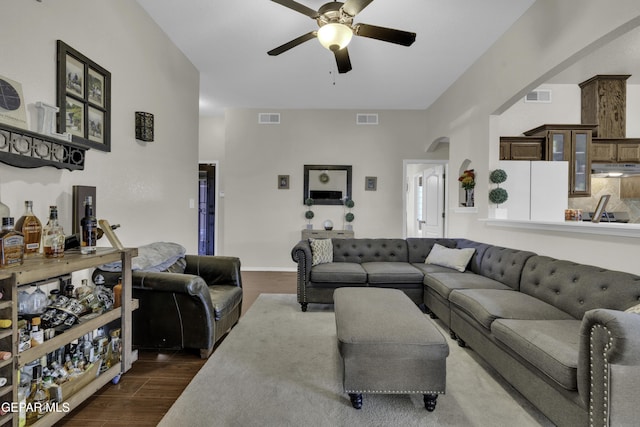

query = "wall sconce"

[{"left": 135, "top": 111, "right": 154, "bottom": 142}]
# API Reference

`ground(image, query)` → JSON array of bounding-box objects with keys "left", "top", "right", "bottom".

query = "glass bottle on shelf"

[
  {"left": 43, "top": 205, "right": 65, "bottom": 258},
  {"left": 80, "top": 196, "right": 97, "bottom": 255},
  {"left": 0, "top": 217, "right": 24, "bottom": 268},
  {"left": 25, "top": 365, "right": 50, "bottom": 425},
  {"left": 15, "top": 201, "right": 42, "bottom": 257}
]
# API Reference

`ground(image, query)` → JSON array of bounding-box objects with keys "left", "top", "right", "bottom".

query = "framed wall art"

[
  {"left": 57, "top": 40, "right": 111, "bottom": 151},
  {"left": 0, "top": 75, "right": 28, "bottom": 129},
  {"left": 365, "top": 176, "right": 377, "bottom": 191},
  {"left": 278, "top": 175, "right": 290, "bottom": 189}
]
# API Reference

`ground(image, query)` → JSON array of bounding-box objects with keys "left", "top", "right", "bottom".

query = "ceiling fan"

[{"left": 267, "top": 0, "right": 416, "bottom": 73}]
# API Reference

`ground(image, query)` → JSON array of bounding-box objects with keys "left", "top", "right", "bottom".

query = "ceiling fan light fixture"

[{"left": 317, "top": 23, "right": 353, "bottom": 51}]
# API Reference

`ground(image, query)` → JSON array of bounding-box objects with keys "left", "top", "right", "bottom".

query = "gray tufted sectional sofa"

[{"left": 291, "top": 237, "right": 640, "bottom": 427}]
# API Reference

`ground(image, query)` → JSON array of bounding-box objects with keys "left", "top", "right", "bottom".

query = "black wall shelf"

[{"left": 0, "top": 123, "right": 86, "bottom": 171}]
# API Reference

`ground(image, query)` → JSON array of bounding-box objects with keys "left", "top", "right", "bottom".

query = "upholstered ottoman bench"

[{"left": 334, "top": 287, "right": 449, "bottom": 411}]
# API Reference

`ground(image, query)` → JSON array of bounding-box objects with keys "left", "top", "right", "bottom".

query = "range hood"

[{"left": 591, "top": 163, "right": 640, "bottom": 177}]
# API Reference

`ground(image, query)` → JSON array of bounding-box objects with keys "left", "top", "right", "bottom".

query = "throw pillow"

[
  {"left": 625, "top": 303, "right": 640, "bottom": 314},
  {"left": 309, "top": 238, "right": 333, "bottom": 266},
  {"left": 425, "top": 243, "right": 475, "bottom": 272}
]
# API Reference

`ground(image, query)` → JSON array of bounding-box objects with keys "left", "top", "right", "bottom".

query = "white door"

[
  {"left": 422, "top": 165, "right": 445, "bottom": 237},
  {"left": 406, "top": 163, "right": 445, "bottom": 238}
]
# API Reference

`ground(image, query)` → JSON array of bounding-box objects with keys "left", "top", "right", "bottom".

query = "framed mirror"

[{"left": 303, "top": 165, "right": 352, "bottom": 205}]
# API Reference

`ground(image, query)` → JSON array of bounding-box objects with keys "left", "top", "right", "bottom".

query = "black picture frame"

[
  {"left": 303, "top": 165, "right": 352, "bottom": 205},
  {"left": 57, "top": 40, "right": 111, "bottom": 152}
]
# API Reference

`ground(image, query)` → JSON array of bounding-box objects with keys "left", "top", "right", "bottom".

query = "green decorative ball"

[
  {"left": 305, "top": 210, "right": 314, "bottom": 219},
  {"left": 344, "top": 199, "right": 355, "bottom": 208},
  {"left": 489, "top": 188, "right": 509, "bottom": 204},
  {"left": 305, "top": 198, "right": 314, "bottom": 207},
  {"left": 489, "top": 169, "right": 508, "bottom": 184},
  {"left": 345, "top": 212, "right": 355, "bottom": 222}
]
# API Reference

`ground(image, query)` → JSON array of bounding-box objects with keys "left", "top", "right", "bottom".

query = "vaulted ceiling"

[{"left": 135, "top": 0, "right": 537, "bottom": 116}]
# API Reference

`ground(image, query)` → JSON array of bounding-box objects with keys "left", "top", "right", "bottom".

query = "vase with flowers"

[{"left": 458, "top": 169, "right": 475, "bottom": 207}]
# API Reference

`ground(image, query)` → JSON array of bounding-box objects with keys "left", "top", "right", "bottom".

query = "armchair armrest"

[
  {"left": 131, "top": 270, "right": 216, "bottom": 354},
  {"left": 133, "top": 271, "right": 210, "bottom": 296},
  {"left": 578, "top": 309, "right": 640, "bottom": 426},
  {"left": 291, "top": 240, "right": 313, "bottom": 304},
  {"left": 184, "top": 255, "right": 242, "bottom": 288}
]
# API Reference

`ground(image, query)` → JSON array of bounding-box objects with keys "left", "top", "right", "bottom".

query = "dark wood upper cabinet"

[
  {"left": 499, "top": 136, "right": 545, "bottom": 160},
  {"left": 579, "top": 75, "right": 630, "bottom": 138},
  {"left": 524, "top": 124, "right": 596, "bottom": 197}
]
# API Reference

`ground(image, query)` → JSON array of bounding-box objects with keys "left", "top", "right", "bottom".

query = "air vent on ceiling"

[
  {"left": 258, "top": 113, "right": 280, "bottom": 124},
  {"left": 356, "top": 113, "right": 379, "bottom": 125},
  {"left": 524, "top": 89, "right": 552, "bottom": 103}
]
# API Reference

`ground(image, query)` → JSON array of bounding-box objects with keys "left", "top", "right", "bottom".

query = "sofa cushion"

[
  {"left": 412, "top": 263, "right": 461, "bottom": 275},
  {"left": 361, "top": 262, "right": 424, "bottom": 284},
  {"left": 479, "top": 246, "right": 536, "bottom": 290},
  {"left": 425, "top": 243, "right": 475, "bottom": 272},
  {"left": 209, "top": 285, "right": 243, "bottom": 321},
  {"left": 520, "top": 255, "right": 640, "bottom": 319},
  {"left": 455, "top": 239, "right": 492, "bottom": 274},
  {"left": 450, "top": 289, "right": 574, "bottom": 330},
  {"left": 425, "top": 272, "right": 512, "bottom": 300},
  {"left": 492, "top": 319, "right": 581, "bottom": 390},
  {"left": 625, "top": 303, "right": 640, "bottom": 314},
  {"left": 309, "top": 238, "right": 333, "bottom": 266},
  {"left": 332, "top": 238, "right": 409, "bottom": 263},
  {"left": 310, "top": 262, "right": 367, "bottom": 284},
  {"left": 406, "top": 238, "right": 457, "bottom": 263}
]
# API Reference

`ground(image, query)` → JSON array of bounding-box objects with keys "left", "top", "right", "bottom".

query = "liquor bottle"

[
  {"left": 25, "top": 365, "right": 50, "bottom": 425},
  {"left": 0, "top": 217, "right": 24, "bottom": 268},
  {"left": 113, "top": 277, "right": 122, "bottom": 308},
  {"left": 30, "top": 317, "right": 44, "bottom": 347},
  {"left": 15, "top": 201, "right": 42, "bottom": 257},
  {"left": 42, "top": 206, "right": 65, "bottom": 258},
  {"left": 80, "top": 196, "right": 97, "bottom": 255}
]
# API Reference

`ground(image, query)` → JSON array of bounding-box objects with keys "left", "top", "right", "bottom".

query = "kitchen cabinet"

[
  {"left": 0, "top": 248, "right": 137, "bottom": 426},
  {"left": 591, "top": 139, "right": 640, "bottom": 163},
  {"left": 499, "top": 136, "right": 545, "bottom": 160},
  {"left": 524, "top": 124, "right": 596, "bottom": 197},
  {"left": 579, "top": 75, "right": 630, "bottom": 138},
  {"left": 621, "top": 176, "right": 640, "bottom": 199}
]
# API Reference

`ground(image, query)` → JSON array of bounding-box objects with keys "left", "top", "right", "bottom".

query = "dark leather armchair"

[{"left": 131, "top": 255, "right": 243, "bottom": 358}]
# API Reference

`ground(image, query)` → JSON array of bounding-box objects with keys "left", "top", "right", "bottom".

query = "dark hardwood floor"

[{"left": 55, "top": 271, "right": 297, "bottom": 426}]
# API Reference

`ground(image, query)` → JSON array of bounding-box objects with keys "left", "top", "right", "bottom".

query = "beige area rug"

[{"left": 159, "top": 294, "right": 554, "bottom": 427}]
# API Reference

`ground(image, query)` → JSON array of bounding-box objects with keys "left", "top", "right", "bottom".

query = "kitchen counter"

[{"left": 481, "top": 218, "right": 640, "bottom": 238}]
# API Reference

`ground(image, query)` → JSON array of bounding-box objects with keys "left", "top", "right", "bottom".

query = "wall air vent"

[
  {"left": 524, "top": 89, "right": 552, "bottom": 103},
  {"left": 258, "top": 113, "right": 281, "bottom": 124},
  {"left": 356, "top": 113, "right": 379, "bottom": 125}
]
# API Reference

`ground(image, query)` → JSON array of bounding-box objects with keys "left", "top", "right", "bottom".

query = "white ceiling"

[
  {"left": 136, "top": 0, "right": 536, "bottom": 116},
  {"left": 547, "top": 24, "right": 640, "bottom": 86}
]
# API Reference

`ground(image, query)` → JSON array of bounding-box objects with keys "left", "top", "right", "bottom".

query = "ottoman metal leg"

[
  {"left": 349, "top": 393, "right": 363, "bottom": 409},
  {"left": 424, "top": 394, "right": 438, "bottom": 411}
]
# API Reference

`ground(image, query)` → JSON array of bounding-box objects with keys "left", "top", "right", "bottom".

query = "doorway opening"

[
  {"left": 198, "top": 163, "right": 216, "bottom": 255},
  {"left": 403, "top": 160, "right": 448, "bottom": 238}
]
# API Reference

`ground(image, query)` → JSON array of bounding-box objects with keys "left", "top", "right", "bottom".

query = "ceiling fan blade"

[
  {"left": 341, "top": 0, "right": 375, "bottom": 17},
  {"left": 271, "top": 0, "right": 319, "bottom": 19},
  {"left": 334, "top": 47, "right": 352, "bottom": 74},
  {"left": 268, "top": 31, "right": 317, "bottom": 56},
  {"left": 354, "top": 23, "right": 416, "bottom": 46}
]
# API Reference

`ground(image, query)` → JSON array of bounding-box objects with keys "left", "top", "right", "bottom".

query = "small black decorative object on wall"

[
  {"left": 56, "top": 40, "right": 111, "bottom": 152},
  {"left": 135, "top": 112, "right": 154, "bottom": 142}
]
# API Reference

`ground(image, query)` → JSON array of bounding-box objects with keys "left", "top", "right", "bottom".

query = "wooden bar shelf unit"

[{"left": 0, "top": 247, "right": 138, "bottom": 427}]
